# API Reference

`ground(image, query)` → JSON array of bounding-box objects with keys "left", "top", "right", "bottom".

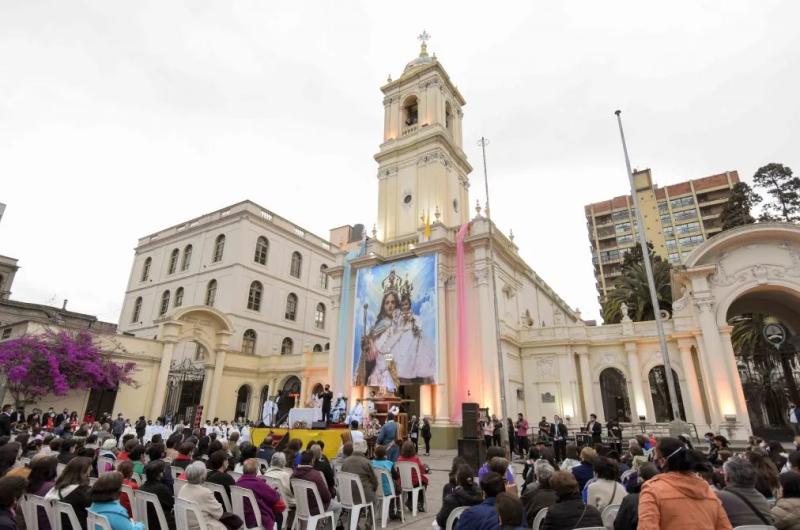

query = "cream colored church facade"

[{"left": 5, "top": 42, "right": 800, "bottom": 445}]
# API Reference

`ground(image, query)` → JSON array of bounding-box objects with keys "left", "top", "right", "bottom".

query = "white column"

[
  {"left": 434, "top": 268, "right": 451, "bottom": 424},
  {"left": 205, "top": 349, "right": 227, "bottom": 420},
  {"left": 677, "top": 340, "right": 707, "bottom": 427},
  {"left": 695, "top": 299, "right": 742, "bottom": 420},
  {"left": 149, "top": 341, "right": 175, "bottom": 420},
  {"left": 475, "top": 264, "right": 500, "bottom": 414},
  {"left": 578, "top": 351, "right": 596, "bottom": 421},
  {"left": 420, "top": 385, "right": 433, "bottom": 418},
  {"left": 200, "top": 366, "right": 214, "bottom": 419},
  {"left": 625, "top": 343, "right": 647, "bottom": 420},
  {"left": 719, "top": 326, "right": 752, "bottom": 434},
  {"left": 383, "top": 98, "right": 392, "bottom": 141}
]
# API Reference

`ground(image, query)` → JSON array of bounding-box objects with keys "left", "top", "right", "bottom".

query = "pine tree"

[
  {"left": 720, "top": 182, "right": 762, "bottom": 230},
  {"left": 752, "top": 163, "right": 800, "bottom": 222}
]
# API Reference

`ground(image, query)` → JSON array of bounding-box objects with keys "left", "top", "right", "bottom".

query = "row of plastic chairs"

[{"left": 530, "top": 504, "right": 621, "bottom": 530}]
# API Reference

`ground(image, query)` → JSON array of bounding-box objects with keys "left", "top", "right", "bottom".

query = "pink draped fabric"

[{"left": 456, "top": 222, "right": 470, "bottom": 418}]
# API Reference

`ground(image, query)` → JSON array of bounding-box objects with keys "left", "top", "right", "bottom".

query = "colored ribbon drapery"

[{"left": 456, "top": 222, "right": 470, "bottom": 418}]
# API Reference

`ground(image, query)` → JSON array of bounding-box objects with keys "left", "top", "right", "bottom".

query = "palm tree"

[{"left": 602, "top": 259, "right": 672, "bottom": 324}]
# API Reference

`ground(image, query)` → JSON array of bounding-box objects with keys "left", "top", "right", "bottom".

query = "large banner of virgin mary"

[{"left": 352, "top": 253, "right": 438, "bottom": 390}]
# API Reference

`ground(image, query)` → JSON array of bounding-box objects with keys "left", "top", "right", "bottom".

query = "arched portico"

[
  {"left": 675, "top": 223, "right": 800, "bottom": 438},
  {"left": 150, "top": 305, "right": 234, "bottom": 421}
]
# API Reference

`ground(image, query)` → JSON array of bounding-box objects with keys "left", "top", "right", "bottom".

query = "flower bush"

[{"left": 0, "top": 330, "right": 135, "bottom": 406}]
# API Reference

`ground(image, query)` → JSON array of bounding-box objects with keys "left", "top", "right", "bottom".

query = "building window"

[
  {"left": 285, "top": 293, "right": 298, "bottom": 321},
  {"left": 668, "top": 252, "right": 681, "bottom": 264},
  {"left": 324, "top": 342, "right": 330, "bottom": 351},
  {"left": 290, "top": 251, "right": 302, "bottom": 278},
  {"left": 670, "top": 196, "right": 695, "bottom": 210},
  {"left": 599, "top": 368, "right": 632, "bottom": 422},
  {"left": 665, "top": 239, "right": 678, "bottom": 251},
  {"left": 1, "top": 328, "right": 11, "bottom": 339},
  {"left": 212, "top": 234, "right": 225, "bottom": 263},
  {"left": 247, "top": 281, "right": 263, "bottom": 311},
  {"left": 658, "top": 201, "right": 669, "bottom": 214},
  {"left": 648, "top": 365, "right": 686, "bottom": 422},
  {"left": 445, "top": 101, "right": 453, "bottom": 132},
  {"left": 181, "top": 245, "right": 193, "bottom": 271},
  {"left": 159, "top": 290, "right": 170, "bottom": 316},
  {"left": 174, "top": 287, "right": 184, "bottom": 307},
  {"left": 403, "top": 95, "right": 418, "bottom": 126},
  {"left": 611, "top": 210, "right": 630, "bottom": 222},
  {"left": 312, "top": 344, "right": 323, "bottom": 352},
  {"left": 674, "top": 221, "right": 701, "bottom": 235},
  {"left": 614, "top": 222, "right": 631, "bottom": 235},
  {"left": 206, "top": 279, "right": 217, "bottom": 307},
  {"left": 281, "top": 337, "right": 294, "bottom": 355},
  {"left": 314, "top": 303, "right": 326, "bottom": 329},
  {"left": 242, "top": 329, "right": 257, "bottom": 354},
  {"left": 254, "top": 236, "right": 269, "bottom": 265},
  {"left": 678, "top": 235, "right": 704, "bottom": 248},
  {"left": 168, "top": 248, "right": 179, "bottom": 274},
  {"left": 319, "top": 264, "right": 329, "bottom": 289},
  {"left": 141, "top": 257, "right": 152, "bottom": 282},
  {"left": 616, "top": 234, "right": 634, "bottom": 246},
  {"left": 234, "top": 385, "right": 251, "bottom": 420},
  {"left": 131, "top": 297, "right": 143, "bottom": 323}
]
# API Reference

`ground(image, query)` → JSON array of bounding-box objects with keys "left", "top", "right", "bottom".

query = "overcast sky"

[{"left": 1, "top": 1, "right": 798, "bottom": 324}]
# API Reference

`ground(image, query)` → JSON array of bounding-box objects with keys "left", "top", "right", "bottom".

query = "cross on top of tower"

[{"left": 417, "top": 30, "right": 431, "bottom": 57}]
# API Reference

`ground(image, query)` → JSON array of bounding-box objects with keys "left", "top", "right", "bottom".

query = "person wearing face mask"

[{"left": 637, "top": 437, "right": 732, "bottom": 530}]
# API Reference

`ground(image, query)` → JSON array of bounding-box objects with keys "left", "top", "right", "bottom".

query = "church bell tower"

[{"left": 375, "top": 33, "right": 472, "bottom": 242}]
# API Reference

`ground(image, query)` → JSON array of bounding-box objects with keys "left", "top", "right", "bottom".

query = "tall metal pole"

[
  {"left": 614, "top": 111, "right": 681, "bottom": 422},
  {"left": 477, "top": 136, "right": 510, "bottom": 448}
]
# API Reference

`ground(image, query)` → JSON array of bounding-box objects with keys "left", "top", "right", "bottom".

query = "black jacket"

[
  {"left": 587, "top": 421, "right": 602, "bottom": 444},
  {"left": 140, "top": 479, "right": 176, "bottom": 530},
  {"left": 54, "top": 485, "right": 92, "bottom": 530},
  {"left": 0, "top": 508, "right": 15, "bottom": 530},
  {"left": 0, "top": 413, "right": 11, "bottom": 437},
  {"left": 436, "top": 484, "right": 483, "bottom": 528},
  {"left": 421, "top": 422, "right": 431, "bottom": 440},
  {"left": 521, "top": 486, "right": 558, "bottom": 527},
  {"left": 541, "top": 494, "right": 603, "bottom": 530},
  {"left": 613, "top": 492, "right": 640, "bottom": 530},
  {"left": 548, "top": 423, "right": 568, "bottom": 441}
]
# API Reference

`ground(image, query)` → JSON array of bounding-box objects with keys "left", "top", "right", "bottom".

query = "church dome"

[{"left": 403, "top": 32, "right": 436, "bottom": 74}]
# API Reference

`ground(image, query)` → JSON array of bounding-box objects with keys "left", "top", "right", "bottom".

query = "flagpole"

[
  {"left": 478, "top": 136, "right": 510, "bottom": 450},
  {"left": 614, "top": 110, "right": 682, "bottom": 423}
]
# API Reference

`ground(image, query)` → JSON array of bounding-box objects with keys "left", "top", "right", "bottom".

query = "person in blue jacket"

[
  {"left": 88, "top": 472, "right": 145, "bottom": 530},
  {"left": 456, "top": 471, "right": 505, "bottom": 530}
]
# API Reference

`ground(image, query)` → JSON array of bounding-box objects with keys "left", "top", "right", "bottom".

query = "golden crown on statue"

[{"left": 382, "top": 268, "right": 413, "bottom": 299}]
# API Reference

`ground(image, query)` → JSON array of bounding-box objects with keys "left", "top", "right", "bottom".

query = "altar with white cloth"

[{"left": 288, "top": 407, "right": 321, "bottom": 427}]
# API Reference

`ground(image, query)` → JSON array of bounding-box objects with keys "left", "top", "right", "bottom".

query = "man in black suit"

[
  {"left": 0, "top": 404, "right": 13, "bottom": 437},
  {"left": 320, "top": 384, "right": 334, "bottom": 424},
  {"left": 549, "top": 414, "right": 568, "bottom": 462},
  {"left": 586, "top": 413, "right": 602, "bottom": 446}
]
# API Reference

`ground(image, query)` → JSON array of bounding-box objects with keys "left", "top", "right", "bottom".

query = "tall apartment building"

[
  {"left": 119, "top": 200, "right": 335, "bottom": 359},
  {"left": 585, "top": 169, "right": 739, "bottom": 304}
]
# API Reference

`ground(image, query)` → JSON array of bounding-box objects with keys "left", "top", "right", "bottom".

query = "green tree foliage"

[
  {"left": 602, "top": 243, "right": 672, "bottom": 324},
  {"left": 720, "top": 182, "right": 762, "bottom": 230},
  {"left": 752, "top": 163, "right": 800, "bottom": 223}
]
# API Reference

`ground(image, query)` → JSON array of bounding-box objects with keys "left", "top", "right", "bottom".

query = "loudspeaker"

[
  {"left": 311, "top": 421, "right": 327, "bottom": 430},
  {"left": 458, "top": 438, "right": 487, "bottom": 472},
  {"left": 462, "top": 402, "right": 480, "bottom": 439}
]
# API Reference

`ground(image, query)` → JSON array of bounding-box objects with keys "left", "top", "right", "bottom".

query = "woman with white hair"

[
  {"left": 265, "top": 452, "right": 296, "bottom": 507},
  {"left": 177, "top": 461, "right": 239, "bottom": 530}
]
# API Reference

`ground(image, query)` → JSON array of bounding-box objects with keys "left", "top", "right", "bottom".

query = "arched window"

[
  {"left": 312, "top": 344, "right": 322, "bottom": 353},
  {"left": 234, "top": 385, "right": 251, "bottom": 421},
  {"left": 259, "top": 385, "right": 270, "bottom": 419},
  {"left": 290, "top": 252, "right": 302, "bottom": 278},
  {"left": 324, "top": 342, "right": 330, "bottom": 351},
  {"left": 159, "top": 290, "right": 170, "bottom": 316},
  {"left": 213, "top": 234, "right": 225, "bottom": 263},
  {"left": 181, "top": 245, "right": 193, "bottom": 271},
  {"left": 403, "top": 95, "right": 418, "bottom": 126},
  {"left": 254, "top": 236, "right": 269, "bottom": 265},
  {"left": 168, "top": 248, "right": 179, "bottom": 274},
  {"left": 648, "top": 365, "right": 686, "bottom": 422},
  {"left": 281, "top": 337, "right": 294, "bottom": 355},
  {"left": 141, "top": 257, "right": 152, "bottom": 282},
  {"left": 314, "top": 303, "right": 326, "bottom": 329},
  {"left": 131, "top": 297, "right": 142, "bottom": 323},
  {"left": 242, "top": 329, "right": 257, "bottom": 354},
  {"left": 445, "top": 101, "right": 453, "bottom": 133},
  {"left": 599, "top": 367, "right": 632, "bottom": 422},
  {"left": 285, "top": 293, "right": 298, "bottom": 321},
  {"left": 319, "top": 264, "right": 329, "bottom": 289},
  {"left": 205, "top": 279, "right": 217, "bottom": 307},
  {"left": 247, "top": 281, "right": 263, "bottom": 311},
  {"left": 174, "top": 287, "right": 184, "bottom": 308}
]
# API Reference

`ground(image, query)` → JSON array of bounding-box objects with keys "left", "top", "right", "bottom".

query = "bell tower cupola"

[{"left": 375, "top": 32, "right": 472, "bottom": 242}]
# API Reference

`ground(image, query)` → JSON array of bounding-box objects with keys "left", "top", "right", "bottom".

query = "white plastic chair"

[
  {"left": 173, "top": 477, "right": 187, "bottom": 497},
  {"left": 373, "top": 468, "right": 403, "bottom": 528},
  {"left": 445, "top": 506, "right": 467, "bottom": 530},
  {"left": 264, "top": 475, "right": 283, "bottom": 492},
  {"left": 132, "top": 472, "right": 144, "bottom": 486},
  {"left": 291, "top": 479, "right": 336, "bottom": 530},
  {"left": 203, "top": 481, "right": 232, "bottom": 512},
  {"left": 256, "top": 458, "right": 270, "bottom": 473},
  {"left": 56, "top": 463, "right": 67, "bottom": 476},
  {"left": 120, "top": 484, "right": 140, "bottom": 520},
  {"left": 228, "top": 470, "right": 242, "bottom": 481},
  {"left": 175, "top": 498, "right": 210, "bottom": 530},
  {"left": 96, "top": 456, "right": 114, "bottom": 476},
  {"left": 86, "top": 511, "right": 113, "bottom": 530},
  {"left": 337, "top": 472, "right": 376, "bottom": 530},
  {"left": 170, "top": 465, "right": 184, "bottom": 479},
  {"left": 231, "top": 485, "right": 266, "bottom": 529},
  {"left": 532, "top": 507, "right": 548, "bottom": 530},
  {"left": 601, "top": 504, "right": 620, "bottom": 529},
  {"left": 731, "top": 526, "right": 778, "bottom": 530},
  {"left": 53, "top": 501, "right": 83, "bottom": 530},
  {"left": 134, "top": 490, "right": 170, "bottom": 530},
  {"left": 26, "top": 494, "right": 55, "bottom": 530},
  {"left": 396, "top": 461, "right": 425, "bottom": 517}
]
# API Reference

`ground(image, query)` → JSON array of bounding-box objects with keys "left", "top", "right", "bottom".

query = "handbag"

[{"left": 219, "top": 512, "right": 244, "bottom": 530}]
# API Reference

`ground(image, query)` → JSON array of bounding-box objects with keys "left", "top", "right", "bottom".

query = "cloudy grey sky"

[{"left": 1, "top": 1, "right": 798, "bottom": 323}]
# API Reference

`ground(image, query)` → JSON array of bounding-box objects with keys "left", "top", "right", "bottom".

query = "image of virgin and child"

[{"left": 357, "top": 287, "right": 436, "bottom": 390}]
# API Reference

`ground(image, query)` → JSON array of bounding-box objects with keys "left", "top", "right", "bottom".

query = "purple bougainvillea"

[{"left": 0, "top": 331, "right": 135, "bottom": 407}]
